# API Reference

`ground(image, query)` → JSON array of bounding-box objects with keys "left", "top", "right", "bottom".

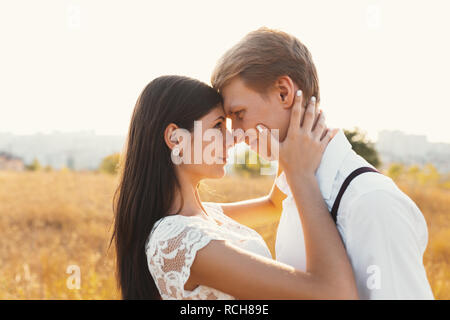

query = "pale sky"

[{"left": 1, "top": 0, "right": 449, "bottom": 143}]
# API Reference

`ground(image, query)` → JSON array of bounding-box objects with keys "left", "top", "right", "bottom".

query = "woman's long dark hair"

[{"left": 110, "top": 75, "right": 223, "bottom": 299}]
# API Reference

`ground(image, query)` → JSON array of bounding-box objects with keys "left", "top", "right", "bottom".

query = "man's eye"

[{"left": 236, "top": 110, "right": 245, "bottom": 120}]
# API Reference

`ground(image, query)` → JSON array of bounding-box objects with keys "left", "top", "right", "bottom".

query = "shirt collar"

[{"left": 275, "top": 129, "right": 352, "bottom": 201}]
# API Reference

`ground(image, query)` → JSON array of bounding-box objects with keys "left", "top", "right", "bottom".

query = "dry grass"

[
  {"left": 0, "top": 171, "right": 448, "bottom": 299},
  {"left": 395, "top": 181, "right": 450, "bottom": 299},
  {"left": 0, "top": 171, "right": 119, "bottom": 299}
]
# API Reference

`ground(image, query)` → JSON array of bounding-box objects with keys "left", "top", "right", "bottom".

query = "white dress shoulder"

[{"left": 145, "top": 202, "right": 272, "bottom": 300}]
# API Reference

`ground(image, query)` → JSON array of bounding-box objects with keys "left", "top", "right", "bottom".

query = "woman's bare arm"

[
  {"left": 190, "top": 178, "right": 357, "bottom": 299},
  {"left": 188, "top": 91, "right": 358, "bottom": 300}
]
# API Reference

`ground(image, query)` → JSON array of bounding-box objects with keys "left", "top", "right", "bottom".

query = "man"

[{"left": 212, "top": 27, "right": 433, "bottom": 299}]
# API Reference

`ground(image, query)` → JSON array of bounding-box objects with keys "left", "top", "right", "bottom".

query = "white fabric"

[
  {"left": 275, "top": 129, "right": 434, "bottom": 299},
  {"left": 145, "top": 202, "right": 272, "bottom": 300}
]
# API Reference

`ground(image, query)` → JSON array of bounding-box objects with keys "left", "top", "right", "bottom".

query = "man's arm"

[
  {"left": 218, "top": 166, "right": 286, "bottom": 222},
  {"left": 346, "top": 190, "right": 434, "bottom": 299}
]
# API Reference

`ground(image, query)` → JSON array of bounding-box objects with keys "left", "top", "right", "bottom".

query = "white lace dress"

[{"left": 145, "top": 202, "right": 272, "bottom": 300}]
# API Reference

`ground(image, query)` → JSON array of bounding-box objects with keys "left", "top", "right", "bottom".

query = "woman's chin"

[{"left": 207, "top": 165, "right": 227, "bottom": 179}]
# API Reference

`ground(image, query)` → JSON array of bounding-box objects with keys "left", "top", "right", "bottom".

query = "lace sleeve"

[{"left": 145, "top": 216, "right": 226, "bottom": 299}]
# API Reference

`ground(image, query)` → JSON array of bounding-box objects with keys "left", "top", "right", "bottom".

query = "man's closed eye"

[{"left": 233, "top": 110, "right": 245, "bottom": 121}]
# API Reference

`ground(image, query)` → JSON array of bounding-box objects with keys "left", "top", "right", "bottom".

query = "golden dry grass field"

[{"left": 0, "top": 170, "right": 448, "bottom": 299}]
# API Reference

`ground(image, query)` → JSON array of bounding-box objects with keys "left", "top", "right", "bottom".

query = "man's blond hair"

[{"left": 211, "top": 27, "right": 320, "bottom": 103}]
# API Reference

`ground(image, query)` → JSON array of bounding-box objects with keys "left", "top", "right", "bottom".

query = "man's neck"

[{"left": 275, "top": 129, "right": 353, "bottom": 202}]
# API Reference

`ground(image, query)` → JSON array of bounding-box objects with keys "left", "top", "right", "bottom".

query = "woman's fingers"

[
  {"left": 330, "top": 128, "right": 340, "bottom": 139},
  {"left": 302, "top": 96, "right": 316, "bottom": 133},
  {"left": 312, "top": 105, "right": 322, "bottom": 131},
  {"left": 288, "top": 90, "right": 304, "bottom": 133},
  {"left": 320, "top": 128, "right": 334, "bottom": 148},
  {"left": 320, "top": 128, "right": 329, "bottom": 141},
  {"left": 312, "top": 111, "right": 327, "bottom": 141},
  {"left": 320, "top": 128, "right": 339, "bottom": 149}
]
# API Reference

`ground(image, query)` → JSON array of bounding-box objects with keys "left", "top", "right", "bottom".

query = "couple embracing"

[{"left": 111, "top": 28, "right": 433, "bottom": 300}]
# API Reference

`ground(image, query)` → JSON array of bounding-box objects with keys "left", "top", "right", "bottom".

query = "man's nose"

[
  {"left": 225, "top": 129, "right": 235, "bottom": 149},
  {"left": 227, "top": 119, "right": 241, "bottom": 144},
  {"left": 231, "top": 119, "right": 237, "bottom": 131},
  {"left": 231, "top": 119, "right": 247, "bottom": 133}
]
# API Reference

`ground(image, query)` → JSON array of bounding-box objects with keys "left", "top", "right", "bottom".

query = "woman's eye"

[
  {"left": 236, "top": 110, "right": 245, "bottom": 120},
  {"left": 214, "top": 121, "right": 223, "bottom": 129}
]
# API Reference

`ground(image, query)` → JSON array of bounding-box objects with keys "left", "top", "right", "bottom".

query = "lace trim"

[
  {"left": 145, "top": 202, "right": 269, "bottom": 300},
  {"left": 202, "top": 202, "right": 266, "bottom": 241},
  {"left": 146, "top": 214, "right": 232, "bottom": 299}
]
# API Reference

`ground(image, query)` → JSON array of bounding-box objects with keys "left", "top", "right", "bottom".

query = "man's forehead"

[
  {"left": 222, "top": 91, "right": 244, "bottom": 111},
  {"left": 221, "top": 96, "right": 235, "bottom": 115},
  {"left": 221, "top": 79, "right": 249, "bottom": 114}
]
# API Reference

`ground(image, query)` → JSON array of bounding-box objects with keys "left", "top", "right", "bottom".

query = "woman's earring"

[{"left": 171, "top": 147, "right": 182, "bottom": 165}]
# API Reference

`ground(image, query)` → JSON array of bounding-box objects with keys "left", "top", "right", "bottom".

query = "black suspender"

[{"left": 330, "top": 167, "right": 380, "bottom": 223}]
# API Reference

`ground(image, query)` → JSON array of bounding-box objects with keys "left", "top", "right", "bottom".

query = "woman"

[{"left": 111, "top": 75, "right": 358, "bottom": 300}]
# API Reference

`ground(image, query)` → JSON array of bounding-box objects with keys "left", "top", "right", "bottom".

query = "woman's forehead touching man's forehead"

[{"left": 203, "top": 105, "right": 226, "bottom": 122}]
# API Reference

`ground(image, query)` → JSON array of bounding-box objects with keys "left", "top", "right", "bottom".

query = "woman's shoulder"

[
  {"left": 202, "top": 202, "right": 224, "bottom": 216},
  {"left": 145, "top": 212, "right": 233, "bottom": 300},
  {"left": 148, "top": 214, "right": 197, "bottom": 243},
  {"left": 202, "top": 202, "right": 270, "bottom": 243},
  {"left": 146, "top": 212, "right": 224, "bottom": 253}
]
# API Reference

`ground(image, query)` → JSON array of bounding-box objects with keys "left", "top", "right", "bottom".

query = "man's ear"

[{"left": 275, "top": 76, "right": 298, "bottom": 109}]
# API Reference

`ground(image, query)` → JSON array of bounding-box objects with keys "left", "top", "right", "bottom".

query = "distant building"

[
  {"left": 0, "top": 131, "right": 125, "bottom": 171},
  {"left": 0, "top": 151, "right": 25, "bottom": 171},
  {"left": 376, "top": 131, "right": 450, "bottom": 173}
]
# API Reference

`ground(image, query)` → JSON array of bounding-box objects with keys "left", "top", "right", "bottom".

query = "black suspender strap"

[{"left": 330, "top": 167, "right": 380, "bottom": 223}]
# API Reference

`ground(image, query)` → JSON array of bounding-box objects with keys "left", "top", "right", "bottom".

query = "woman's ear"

[
  {"left": 164, "top": 123, "right": 179, "bottom": 150},
  {"left": 275, "top": 76, "right": 297, "bottom": 109}
]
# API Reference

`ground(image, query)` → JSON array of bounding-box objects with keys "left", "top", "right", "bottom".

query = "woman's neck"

[{"left": 168, "top": 169, "right": 205, "bottom": 217}]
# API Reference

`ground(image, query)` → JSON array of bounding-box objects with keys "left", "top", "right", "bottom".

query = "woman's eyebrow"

[{"left": 215, "top": 116, "right": 226, "bottom": 121}]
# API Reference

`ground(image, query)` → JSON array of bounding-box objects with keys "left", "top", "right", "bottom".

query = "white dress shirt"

[{"left": 275, "top": 129, "right": 434, "bottom": 299}]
